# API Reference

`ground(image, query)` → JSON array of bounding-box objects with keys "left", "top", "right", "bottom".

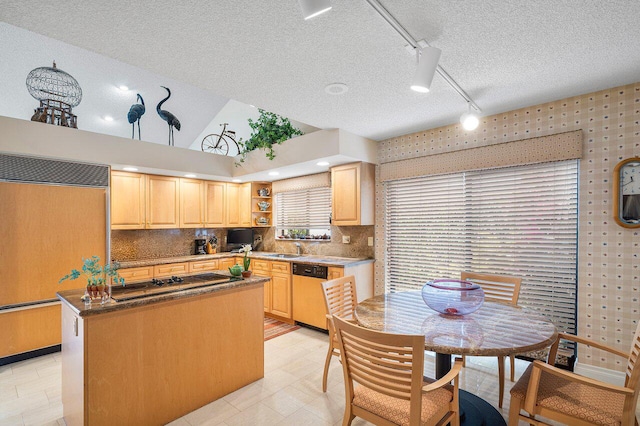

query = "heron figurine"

[
  {"left": 156, "top": 86, "right": 181, "bottom": 146},
  {"left": 127, "top": 93, "right": 145, "bottom": 140}
]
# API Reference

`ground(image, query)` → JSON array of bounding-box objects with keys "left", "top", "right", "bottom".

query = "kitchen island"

[{"left": 57, "top": 273, "right": 269, "bottom": 426}]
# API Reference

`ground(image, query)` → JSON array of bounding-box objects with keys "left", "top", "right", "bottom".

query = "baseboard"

[
  {"left": 574, "top": 362, "right": 626, "bottom": 386},
  {"left": 0, "top": 345, "right": 61, "bottom": 366}
]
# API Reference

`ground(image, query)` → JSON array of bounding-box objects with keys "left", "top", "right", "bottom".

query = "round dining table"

[{"left": 354, "top": 291, "right": 558, "bottom": 426}]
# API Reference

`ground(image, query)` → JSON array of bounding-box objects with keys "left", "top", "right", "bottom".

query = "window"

[
  {"left": 385, "top": 160, "right": 578, "bottom": 337},
  {"left": 275, "top": 187, "right": 331, "bottom": 240}
]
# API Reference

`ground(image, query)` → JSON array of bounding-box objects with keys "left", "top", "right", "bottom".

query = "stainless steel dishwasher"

[{"left": 292, "top": 263, "right": 329, "bottom": 330}]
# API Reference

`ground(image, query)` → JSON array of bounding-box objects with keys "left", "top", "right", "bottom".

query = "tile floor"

[{"left": 1, "top": 326, "right": 638, "bottom": 425}]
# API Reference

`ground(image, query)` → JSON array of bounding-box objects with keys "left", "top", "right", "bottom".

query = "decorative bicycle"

[{"left": 201, "top": 123, "right": 240, "bottom": 156}]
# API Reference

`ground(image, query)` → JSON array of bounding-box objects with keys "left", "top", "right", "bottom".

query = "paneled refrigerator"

[{"left": 0, "top": 154, "right": 108, "bottom": 364}]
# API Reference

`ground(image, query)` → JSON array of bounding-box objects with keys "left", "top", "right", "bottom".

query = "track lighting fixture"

[
  {"left": 460, "top": 103, "right": 480, "bottom": 131},
  {"left": 410, "top": 46, "right": 441, "bottom": 93},
  {"left": 298, "top": 0, "right": 332, "bottom": 20}
]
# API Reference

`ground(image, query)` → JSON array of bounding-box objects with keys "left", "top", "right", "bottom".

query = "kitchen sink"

[{"left": 263, "top": 253, "right": 301, "bottom": 259}]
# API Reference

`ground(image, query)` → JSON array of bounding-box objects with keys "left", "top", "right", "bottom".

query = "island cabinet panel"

[
  {"left": 179, "top": 178, "right": 204, "bottom": 228},
  {"left": 61, "top": 284, "right": 264, "bottom": 426},
  {"left": 146, "top": 175, "right": 180, "bottom": 228},
  {"left": 111, "top": 171, "right": 146, "bottom": 229},
  {"left": 204, "top": 181, "right": 226, "bottom": 227}
]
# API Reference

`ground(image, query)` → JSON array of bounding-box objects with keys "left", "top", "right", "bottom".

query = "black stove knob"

[{"left": 167, "top": 278, "right": 174, "bottom": 284}]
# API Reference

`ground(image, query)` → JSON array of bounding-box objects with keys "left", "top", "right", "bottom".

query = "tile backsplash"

[{"left": 111, "top": 225, "right": 373, "bottom": 261}]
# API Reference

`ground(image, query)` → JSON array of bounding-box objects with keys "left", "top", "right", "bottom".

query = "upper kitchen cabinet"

[
  {"left": 331, "top": 162, "right": 375, "bottom": 226},
  {"left": 146, "top": 175, "right": 180, "bottom": 228},
  {"left": 111, "top": 172, "right": 180, "bottom": 229},
  {"left": 180, "top": 178, "right": 204, "bottom": 228},
  {"left": 111, "top": 171, "right": 146, "bottom": 229},
  {"left": 226, "top": 182, "right": 252, "bottom": 227},
  {"left": 204, "top": 181, "right": 226, "bottom": 227}
]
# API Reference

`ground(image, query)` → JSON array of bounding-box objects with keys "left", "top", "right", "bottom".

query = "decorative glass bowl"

[{"left": 421, "top": 279, "right": 485, "bottom": 316}]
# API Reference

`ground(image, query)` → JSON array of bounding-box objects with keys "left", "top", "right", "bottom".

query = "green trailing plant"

[
  {"left": 59, "top": 256, "right": 125, "bottom": 288},
  {"left": 236, "top": 109, "right": 303, "bottom": 164}
]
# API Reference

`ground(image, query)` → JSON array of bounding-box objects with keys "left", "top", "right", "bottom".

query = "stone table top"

[{"left": 355, "top": 291, "right": 558, "bottom": 356}]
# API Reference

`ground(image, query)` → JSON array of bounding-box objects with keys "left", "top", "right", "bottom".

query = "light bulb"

[{"left": 460, "top": 112, "right": 479, "bottom": 131}]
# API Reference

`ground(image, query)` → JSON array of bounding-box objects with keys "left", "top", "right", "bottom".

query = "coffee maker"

[{"left": 194, "top": 238, "right": 207, "bottom": 255}]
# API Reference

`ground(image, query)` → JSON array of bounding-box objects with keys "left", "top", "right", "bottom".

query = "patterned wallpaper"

[{"left": 374, "top": 82, "right": 640, "bottom": 370}]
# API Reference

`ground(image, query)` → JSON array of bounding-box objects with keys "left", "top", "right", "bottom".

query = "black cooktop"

[{"left": 111, "top": 273, "right": 241, "bottom": 302}]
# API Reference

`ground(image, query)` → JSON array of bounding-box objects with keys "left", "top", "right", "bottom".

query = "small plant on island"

[
  {"left": 240, "top": 244, "right": 252, "bottom": 271},
  {"left": 236, "top": 109, "right": 303, "bottom": 164},
  {"left": 59, "top": 256, "right": 125, "bottom": 301}
]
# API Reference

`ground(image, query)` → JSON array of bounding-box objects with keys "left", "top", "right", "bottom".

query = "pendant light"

[
  {"left": 298, "top": 0, "right": 332, "bottom": 20},
  {"left": 460, "top": 102, "right": 480, "bottom": 130},
  {"left": 410, "top": 46, "right": 441, "bottom": 93}
]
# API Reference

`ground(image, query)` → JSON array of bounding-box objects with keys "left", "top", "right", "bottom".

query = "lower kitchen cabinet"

[
  {"left": 254, "top": 260, "right": 292, "bottom": 321},
  {"left": 270, "top": 270, "right": 291, "bottom": 318},
  {"left": 118, "top": 266, "right": 154, "bottom": 283},
  {"left": 218, "top": 257, "right": 238, "bottom": 271},
  {"left": 328, "top": 267, "right": 344, "bottom": 280}
]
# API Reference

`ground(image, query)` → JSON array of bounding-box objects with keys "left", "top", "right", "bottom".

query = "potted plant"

[
  {"left": 59, "top": 256, "right": 125, "bottom": 305},
  {"left": 239, "top": 244, "right": 252, "bottom": 278},
  {"left": 236, "top": 109, "right": 303, "bottom": 164}
]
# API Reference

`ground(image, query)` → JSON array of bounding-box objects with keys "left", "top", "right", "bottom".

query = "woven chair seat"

[
  {"left": 353, "top": 385, "right": 452, "bottom": 426},
  {"left": 511, "top": 364, "right": 626, "bottom": 426}
]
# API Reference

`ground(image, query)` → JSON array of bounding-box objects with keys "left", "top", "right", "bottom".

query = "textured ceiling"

[{"left": 2, "top": 0, "right": 640, "bottom": 142}]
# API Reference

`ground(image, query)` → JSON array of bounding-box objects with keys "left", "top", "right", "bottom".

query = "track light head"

[
  {"left": 410, "top": 46, "right": 441, "bottom": 93},
  {"left": 298, "top": 0, "right": 332, "bottom": 20},
  {"left": 460, "top": 103, "right": 480, "bottom": 130}
]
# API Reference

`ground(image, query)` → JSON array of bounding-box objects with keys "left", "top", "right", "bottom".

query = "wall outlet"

[
  {"left": 368, "top": 237, "right": 374, "bottom": 246},
  {"left": 342, "top": 235, "right": 351, "bottom": 244}
]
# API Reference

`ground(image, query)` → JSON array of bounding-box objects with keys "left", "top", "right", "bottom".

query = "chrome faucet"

[{"left": 295, "top": 242, "right": 302, "bottom": 255}]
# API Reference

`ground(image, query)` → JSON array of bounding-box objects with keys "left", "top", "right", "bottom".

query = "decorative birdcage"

[{"left": 26, "top": 61, "right": 82, "bottom": 128}]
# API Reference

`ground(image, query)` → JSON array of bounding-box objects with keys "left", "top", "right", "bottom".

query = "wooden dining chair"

[
  {"left": 460, "top": 271, "right": 522, "bottom": 408},
  {"left": 321, "top": 275, "right": 358, "bottom": 392},
  {"left": 509, "top": 320, "right": 640, "bottom": 426},
  {"left": 333, "top": 315, "right": 462, "bottom": 426}
]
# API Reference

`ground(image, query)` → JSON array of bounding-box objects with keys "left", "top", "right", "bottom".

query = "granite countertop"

[
  {"left": 56, "top": 271, "right": 269, "bottom": 317},
  {"left": 117, "top": 252, "right": 375, "bottom": 269}
]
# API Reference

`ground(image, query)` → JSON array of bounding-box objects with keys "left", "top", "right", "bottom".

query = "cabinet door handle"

[{"left": 73, "top": 317, "right": 78, "bottom": 337}]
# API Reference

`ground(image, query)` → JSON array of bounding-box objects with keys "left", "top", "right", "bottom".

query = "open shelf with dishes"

[{"left": 251, "top": 182, "right": 272, "bottom": 227}]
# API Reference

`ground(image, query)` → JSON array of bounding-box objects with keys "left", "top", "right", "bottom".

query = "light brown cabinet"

[
  {"left": 153, "top": 262, "right": 189, "bottom": 278},
  {"left": 179, "top": 178, "right": 204, "bottom": 228},
  {"left": 252, "top": 259, "right": 292, "bottom": 320},
  {"left": 118, "top": 266, "right": 154, "bottom": 283},
  {"left": 331, "top": 162, "right": 375, "bottom": 226},
  {"left": 189, "top": 259, "right": 219, "bottom": 273},
  {"left": 111, "top": 171, "right": 146, "bottom": 229},
  {"left": 146, "top": 175, "right": 180, "bottom": 228},
  {"left": 328, "top": 267, "right": 344, "bottom": 280},
  {"left": 270, "top": 269, "right": 291, "bottom": 318},
  {"left": 218, "top": 257, "right": 238, "bottom": 271},
  {"left": 111, "top": 172, "right": 180, "bottom": 229},
  {"left": 226, "top": 182, "right": 252, "bottom": 227},
  {"left": 204, "top": 181, "right": 226, "bottom": 227}
]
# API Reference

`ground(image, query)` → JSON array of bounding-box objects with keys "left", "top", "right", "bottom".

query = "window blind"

[
  {"left": 385, "top": 160, "right": 578, "bottom": 336},
  {"left": 275, "top": 187, "right": 331, "bottom": 229}
]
